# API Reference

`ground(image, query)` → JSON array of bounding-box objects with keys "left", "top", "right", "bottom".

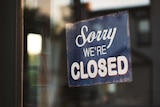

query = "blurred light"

[
  {"left": 108, "top": 84, "right": 117, "bottom": 94},
  {"left": 50, "top": 0, "right": 72, "bottom": 24},
  {"left": 54, "top": 0, "right": 72, "bottom": 6},
  {"left": 138, "top": 19, "right": 150, "bottom": 33},
  {"left": 81, "top": 0, "right": 150, "bottom": 11},
  {"left": 25, "top": 0, "right": 38, "bottom": 9},
  {"left": 27, "top": 33, "right": 42, "bottom": 55}
]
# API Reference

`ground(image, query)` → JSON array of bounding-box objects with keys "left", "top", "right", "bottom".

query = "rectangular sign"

[{"left": 66, "top": 11, "right": 132, "bottom": 87}]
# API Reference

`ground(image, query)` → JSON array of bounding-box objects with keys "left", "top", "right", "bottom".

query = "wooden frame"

[{"left": 0, "top": 0, "right": 23, "bottom": 107}]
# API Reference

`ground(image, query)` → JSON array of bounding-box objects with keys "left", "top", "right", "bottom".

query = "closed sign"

[{"left": 66, "top": 11, "right": 132, "bottom": 87}]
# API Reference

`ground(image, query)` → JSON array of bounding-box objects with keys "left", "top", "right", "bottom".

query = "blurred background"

[{"left": 23, "top": 0, "right": 160, "bottom": 107}]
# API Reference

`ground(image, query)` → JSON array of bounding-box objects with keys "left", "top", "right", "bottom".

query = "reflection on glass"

[
  {"left": 23, "top": 0, "right": 152, "bottom": 107},
  {"left": 108, "top": 84, "right": 117, "bottom": 94},
  {"left": 138, "top": 19, "right": 150, "bottom": 33},
  {"left": 81, "top": 0, "right": 150, "bottom": 11},
  {"left": 25, "top": 0, "right": 38, "bottom": 9}
]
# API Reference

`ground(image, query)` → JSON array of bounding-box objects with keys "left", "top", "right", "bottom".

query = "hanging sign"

[{"left": 66, "top": 11, "right": 132, "bottom": 87}]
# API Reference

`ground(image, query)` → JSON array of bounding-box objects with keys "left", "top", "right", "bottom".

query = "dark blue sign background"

[{"left": 66, "top": 11, "right": 132, "bottom": 87}]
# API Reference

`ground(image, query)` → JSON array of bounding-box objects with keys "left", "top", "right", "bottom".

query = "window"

[{"left": 23, "top": 0, "right": 152, "bottom": 107}]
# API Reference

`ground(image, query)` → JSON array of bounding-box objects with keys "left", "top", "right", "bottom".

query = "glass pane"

[{"left": 23, "top": 0, "right": 152, "bottom": 107}]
